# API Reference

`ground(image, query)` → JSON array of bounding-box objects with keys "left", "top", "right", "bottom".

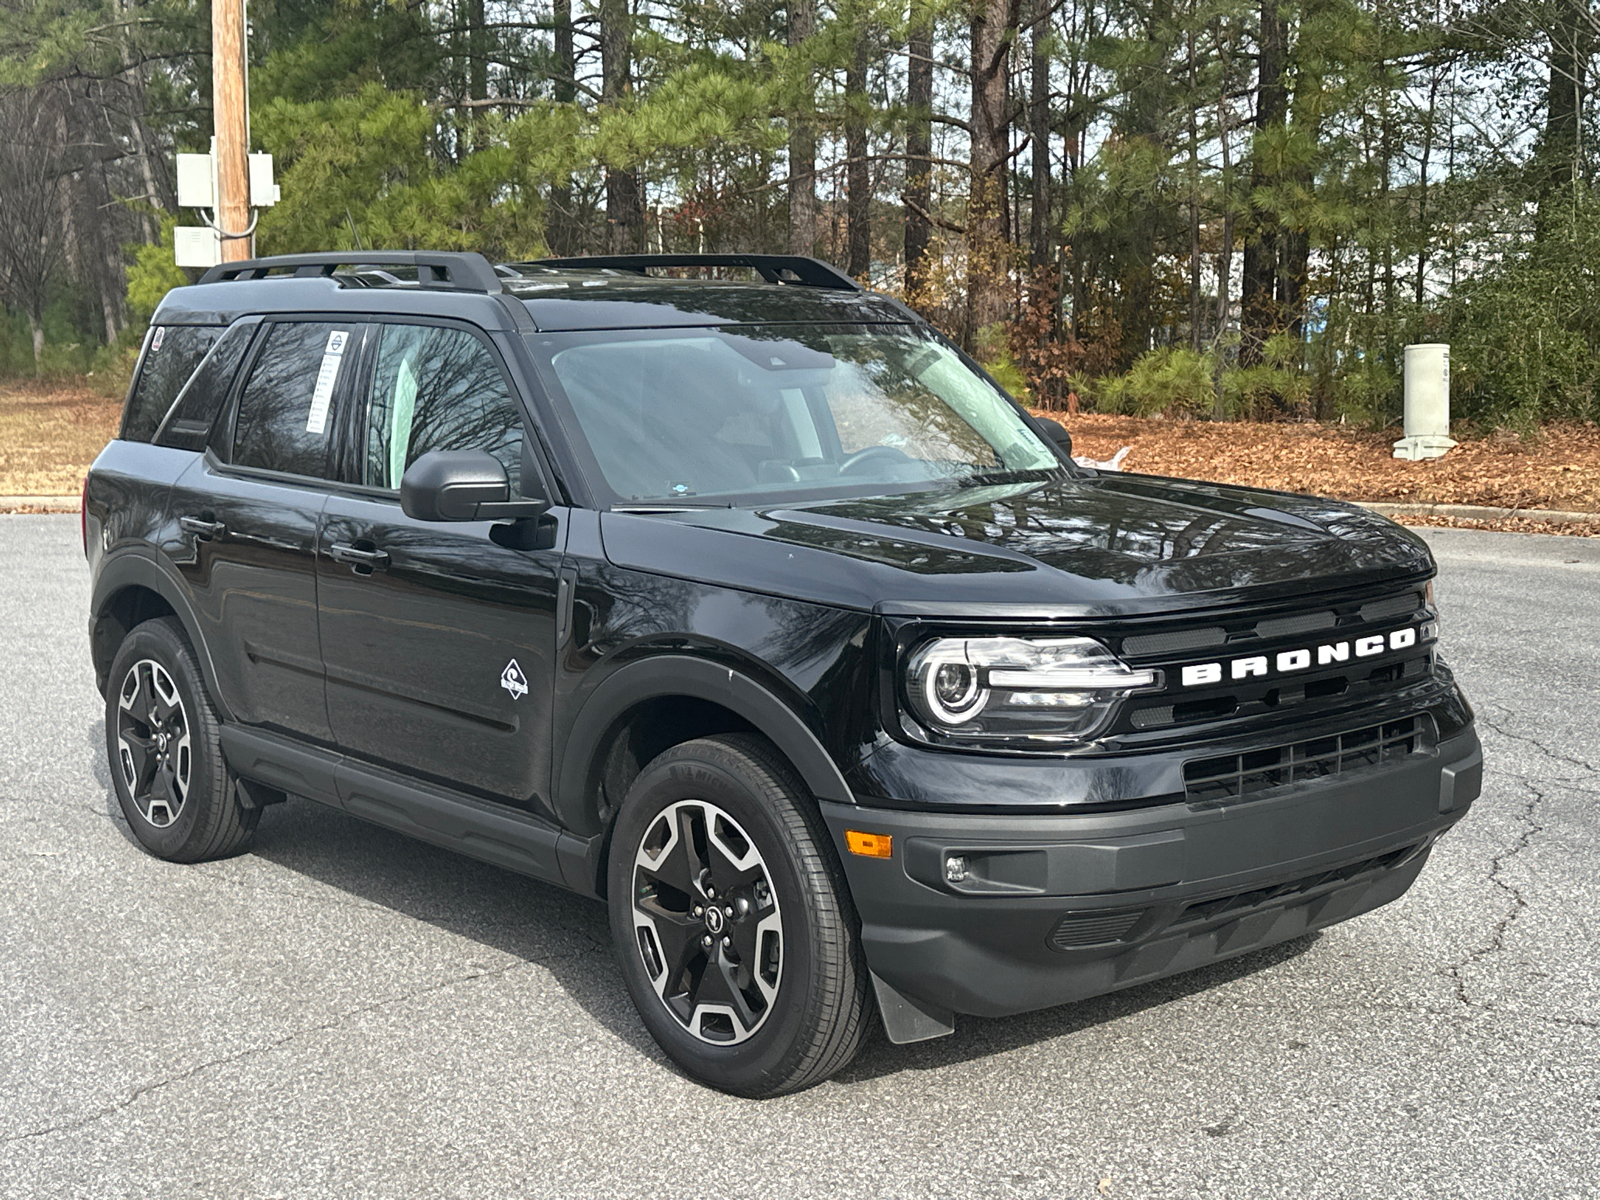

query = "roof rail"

[
  {"left": 198, "top": 251, "right": 503, "bottom": 294},
  {"left": 521, "top": 254, "right": 862, "bottom": 292}
]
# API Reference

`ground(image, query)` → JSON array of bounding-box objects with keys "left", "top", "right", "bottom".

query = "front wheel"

[{"left": 608, "top": 734, "right": 870, "bottom": 1097}]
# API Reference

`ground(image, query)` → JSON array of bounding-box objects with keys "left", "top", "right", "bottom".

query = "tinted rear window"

[
  {"left": 232, "top": 322, "right": 357, "bottom": 478},
  {"left": 153, "top": 321, "right": 256, "bottom": 451},
  {"left": 122, "top": 325, "right": 224, "bottom": 442}
]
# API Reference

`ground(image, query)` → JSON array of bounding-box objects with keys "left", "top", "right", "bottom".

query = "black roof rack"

[
  {"left": 520, "top": 254, "right": 862, "bottom": 292},
  {"left": 198, "top": 251, "right": 503, "bottom": 294}
]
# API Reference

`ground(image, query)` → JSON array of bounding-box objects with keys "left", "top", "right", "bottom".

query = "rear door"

[
  {"left": 168, "top": 319, "right": 364, "bottom": 742},
  {"left": 316, "top": 319, "right": 566, "bottom": 812}
]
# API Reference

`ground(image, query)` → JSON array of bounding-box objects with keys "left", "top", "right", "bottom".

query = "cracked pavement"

[{"left": 2, "top": 516, "right": 1597, "bottom": 1199}]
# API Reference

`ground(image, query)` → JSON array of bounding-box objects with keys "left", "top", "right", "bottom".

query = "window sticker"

[
  {"left": 151, "top": 326, "right": 166, "bottom": 353},
  {"left": 305, "top": 329, "right": 350, "bottom": 434}
]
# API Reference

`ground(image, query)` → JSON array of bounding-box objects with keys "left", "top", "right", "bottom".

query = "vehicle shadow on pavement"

[
  {"left": 241, "top": 786, "right": 1323, "bottom": 1084},
  {"left": 835, "top": 934, "right": 1321, "bottom": 1085},
  {"left": 240, "top": 796, "right": 665, "bottom": 1057},
  {"left": 84, "top": 715, "right": 1322, "bottom": 1085}
]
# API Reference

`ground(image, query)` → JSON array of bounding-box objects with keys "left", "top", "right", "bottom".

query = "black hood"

[{"left": 598, "top": 473, "right": 1434, "bottom": 617}]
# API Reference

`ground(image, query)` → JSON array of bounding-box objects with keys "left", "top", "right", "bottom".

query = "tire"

[
  {"left": 105, "top": 616, "right": 259, "bottom": 862},
  {"left": 608, "top": 733, "right": 870, "bottom": 1097}
]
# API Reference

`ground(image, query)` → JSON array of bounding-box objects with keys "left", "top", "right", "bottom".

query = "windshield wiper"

[{"left": 611, "top": 500, "right": 736, "bottom": 514}]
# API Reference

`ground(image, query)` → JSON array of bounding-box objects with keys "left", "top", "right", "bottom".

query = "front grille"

[
  {"left": 1183, "top": 715, "right": 1426, "bottom": 804},
  {"left": 1111, "top": 584, "right": 1437, "bottom": 742},
  {"left": 1169, "top": 844, "right": 1423, "bottom": 931}
]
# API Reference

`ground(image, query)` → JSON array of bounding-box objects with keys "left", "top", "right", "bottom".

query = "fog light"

[{"left": 945, "top": 855, "right": 969, "bottom": 883}]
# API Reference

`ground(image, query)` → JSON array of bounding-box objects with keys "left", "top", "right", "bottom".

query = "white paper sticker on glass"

[{"left": 306, "top": 329, "right": 350, "bottom": 434}]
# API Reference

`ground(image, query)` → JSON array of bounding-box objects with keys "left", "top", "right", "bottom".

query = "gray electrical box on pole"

[{"left": 1393, "top": 343, "right": 1456, "bottom": 461}]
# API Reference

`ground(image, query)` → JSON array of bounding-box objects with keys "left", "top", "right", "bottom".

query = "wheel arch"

[
  {"left": 555, "top": 655, "right": 856, "bottom": 857},
  {"left": 91, "top": 553, "right": 229, "bottom": 720}
]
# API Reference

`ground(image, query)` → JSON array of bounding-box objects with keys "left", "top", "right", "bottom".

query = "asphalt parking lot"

[{"left": 2, "top": 515, "right": 1597, "bottom": 1199}]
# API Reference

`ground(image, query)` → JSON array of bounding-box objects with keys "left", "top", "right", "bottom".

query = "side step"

[{"left": 217, "top": 725, "right": 603, "bottom": 896}]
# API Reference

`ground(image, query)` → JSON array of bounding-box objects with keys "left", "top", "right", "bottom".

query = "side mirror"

[
  {"left": 400, "top": 449, "right": 549, "bottom": 522},
  {"left": 1039, "top": 417, "right": 1073, "bottom": 460}
]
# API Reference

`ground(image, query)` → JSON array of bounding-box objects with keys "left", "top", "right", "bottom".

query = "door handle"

[
  {"left": 179, "top": 516, "right": 226, "bottom": 541},
  {"left": 329, "top": 542, "right": 391, "bottom": 573}
]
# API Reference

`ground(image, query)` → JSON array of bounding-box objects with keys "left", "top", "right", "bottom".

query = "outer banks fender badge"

[{"left": 500, "top": 658, "right": 529, "bottom": 700}]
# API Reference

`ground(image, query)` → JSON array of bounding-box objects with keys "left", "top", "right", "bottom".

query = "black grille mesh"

[
  {"left": 1183, "top": 716, "right": 1425, "bottom": 804},
  {"left": 1049, "top": 910, "right": 1145, "bottom": 949},
  {"left": 1169, "top": 844, "right": 1422, "bottom": 930}
]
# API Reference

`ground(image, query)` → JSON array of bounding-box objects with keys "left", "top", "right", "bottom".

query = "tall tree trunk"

[
  {"left": 968, "top": 0, "right": 1017, "bottom": 342},
  {"left": 467, "top": 0, "right": 488, "bottom": 114},
  {"left": 1536, "top": 5, "right": 1587, "bottom": 242},
  {"left": 1239, "top": 0, "right": 1286, "bottom": 367},
  {"left": 601, "top": 0, "right": 643, "bottom": 253},
  {"left": 903, "top": 4, "right": 933, "bottom": 296},
  {"left": 1415, "top": 66, "right": 1442, "bottom": 305},
  {"left": 788, "top": 0, "right": 818, "bottom": 255},
  {"left": 549, "top": 0, "right": 577, "bottom": 254},
  {"left": 1028, "top": 0, "right": 1051, "bottom": 271},
  {"left": 1118, "top": 0, "right": 1171, "bottom": 367},
  {"left": 1281, "top": 25, "right": 1320, "bottom": 350},
  {"left": 1186, "top": 18, "right": 1201, "bottom": 351},
  {"left": 29, "top": 314, "right": 44, "bottom": 374},
  {"left": 846, "top": 28, "right": 871, "bottom": 277}
]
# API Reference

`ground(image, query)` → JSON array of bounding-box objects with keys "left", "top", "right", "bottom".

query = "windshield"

[{"left": 526, "top": 324, "right": 1062, "bottom": 505}]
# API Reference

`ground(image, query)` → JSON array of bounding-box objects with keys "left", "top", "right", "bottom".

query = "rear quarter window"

[
  {"left": 122, "top": 325, "right": 224, "bottom": 443},
  {"left": 153, "top": 321, "right": 256, "bottom": 451}
]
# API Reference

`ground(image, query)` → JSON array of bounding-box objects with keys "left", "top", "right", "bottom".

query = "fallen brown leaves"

[
  {"left": 1046, "top": 412, "right": 1600, "bottom": 536},
  {"left": 0, "top": 380, "right": 121, "bottom": 496}
]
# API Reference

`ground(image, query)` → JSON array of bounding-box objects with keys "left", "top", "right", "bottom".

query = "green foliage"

[
  {"left": 253, "top": 85, "right": 549, "bottom": 259},
  {"left": 126, "top": 219, "right": 190, "bottom": 323},
  {"left": 971, "top": 323, "right": 1032, "bottom": 403},
  {"left": 1095, "top": 347, "right": 1217, "bottom": 417},
  {"left": 1441, "top": 192, "right": 1600, "bottom": 428}
]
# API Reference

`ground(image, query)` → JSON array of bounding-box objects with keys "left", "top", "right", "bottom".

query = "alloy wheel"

[
  {"left": 115, "top": 659, "right": 192, "bottom": 829},
  {"left": 631, "top": 799, "right": 784, "bottom": 1045}
]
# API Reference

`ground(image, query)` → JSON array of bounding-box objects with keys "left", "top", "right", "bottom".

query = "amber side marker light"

[{"left": 845, "top": 830, "right": 893, "bottom": 858}]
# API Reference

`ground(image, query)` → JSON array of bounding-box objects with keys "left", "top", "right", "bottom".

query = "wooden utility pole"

[{"left": 212, "top": 0, "right": 252, "bottom": 261}]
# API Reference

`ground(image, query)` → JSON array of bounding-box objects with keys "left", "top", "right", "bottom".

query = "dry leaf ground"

[
  {"left": 1, "top": 383, "right": 1595, "bottom": 536},
  {"left": 1045, "top": 412, "right": 1600, "bottom": 536},
  {"left": 0, "top": 381, "right": 122, "bottom": 496}
]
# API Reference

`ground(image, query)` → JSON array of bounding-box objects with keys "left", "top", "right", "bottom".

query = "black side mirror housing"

[
  {"left": 400, "top": 449, "right": 550, "bottom": 522},
  {"left": 1039, "top": 417, "right": 1073, "bottom": 460}
]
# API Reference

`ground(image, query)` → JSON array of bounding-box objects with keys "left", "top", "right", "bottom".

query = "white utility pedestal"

[{"left": 1393, "top": 343, "right": 1456, "bottom": 460}]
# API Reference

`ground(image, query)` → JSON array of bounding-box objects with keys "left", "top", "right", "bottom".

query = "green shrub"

[
  {"left": 1097, "top": 346, "right": 1216, "bottom": 417},
  {"left": 973, "top": 322, "right": 1033, "bottom": 404}
]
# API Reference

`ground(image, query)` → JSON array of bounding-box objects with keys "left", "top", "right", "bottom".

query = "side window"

[
  {"left": 154, "top": 321, "right": 255, "bottom": 451},
  {"left": 363, "top": 323, "right": 523, "bottom": 492},
  {"left": 232, "top": 322, "right": 357, "bottom": 478},
  {"left": 122, "top": 325, "right": 223, "bottom": 443}
]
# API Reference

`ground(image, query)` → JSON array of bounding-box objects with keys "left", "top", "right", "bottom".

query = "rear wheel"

[
  {"left": 106, "top": 617, "right": 258, "bottom": 862},
  {"left": 608, "top": 734, "right": 869, "bottom": 1097}
]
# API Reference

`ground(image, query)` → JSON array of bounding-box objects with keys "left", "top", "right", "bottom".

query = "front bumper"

[{"left": 822, "top": 726, "right": 1482, "bottom": 1041}]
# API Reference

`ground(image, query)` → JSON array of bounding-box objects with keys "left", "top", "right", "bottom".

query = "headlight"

[{"left": 903, "top": 636, "right": 1161, "bottom": 748}]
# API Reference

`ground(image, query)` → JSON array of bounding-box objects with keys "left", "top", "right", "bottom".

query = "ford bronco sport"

[{"left": 85, "top": 251, "right": 1482, "bottom": 1097}]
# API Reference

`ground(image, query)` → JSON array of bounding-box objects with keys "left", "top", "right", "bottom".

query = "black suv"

[{"left": 85, "top": 251, "right": 1482, "bottom": 1097}]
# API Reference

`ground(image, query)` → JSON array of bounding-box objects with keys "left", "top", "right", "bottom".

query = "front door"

[{"left": 317, "top": 320, "right": 565, "bottom": 812}]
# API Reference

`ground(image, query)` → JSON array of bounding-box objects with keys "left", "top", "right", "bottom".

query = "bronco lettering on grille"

[{"left": 1180, "top": 625, "right": 1424, "bottom": 688}]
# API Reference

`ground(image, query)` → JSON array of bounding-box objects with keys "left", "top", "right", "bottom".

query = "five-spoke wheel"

[
  {"left": 105, "top": 617, "right": 258, "bottom": 862},
  {"left": 609, "top": 734, "right": 870, "bottom": 1097},
  {"left": 631, "top": 799, "right": 784, "bottom": 1044},
  {"left": 115, "top": 659, "right": 192, "bottom": 829}
]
